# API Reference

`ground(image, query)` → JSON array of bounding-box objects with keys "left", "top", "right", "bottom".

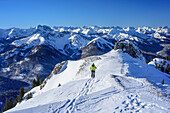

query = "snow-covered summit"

[{"left": 6, "top": 50, "right": 170, "bottom": 113}]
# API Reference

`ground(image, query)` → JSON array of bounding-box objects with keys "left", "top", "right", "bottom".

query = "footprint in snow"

[{"left": 114, "top": 94, "right": 148, "bottom": 112}]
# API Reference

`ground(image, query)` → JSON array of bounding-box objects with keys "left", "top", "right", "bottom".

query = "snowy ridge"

[
  {"left": 0, "top": 25, "right": 170, "bottom": 111},
  {"left": 6, "top": 50, "right": 170, "bottom": 113}
]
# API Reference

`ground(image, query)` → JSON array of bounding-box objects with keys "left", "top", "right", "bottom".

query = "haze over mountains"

[{"left": 0, "top": 25, "right": 170, "bottom": 111}]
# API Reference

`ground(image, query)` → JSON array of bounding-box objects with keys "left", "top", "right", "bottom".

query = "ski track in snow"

[{"left": 57, "top": 79, "right": 95, "bottom": 113}]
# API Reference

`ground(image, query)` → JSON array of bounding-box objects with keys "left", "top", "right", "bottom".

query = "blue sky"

[{"left": 0, "top": 0, "right": 170, "bottom": 28}]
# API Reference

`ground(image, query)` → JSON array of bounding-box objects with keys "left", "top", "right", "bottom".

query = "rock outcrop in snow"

[{"left": 114, "top": 39, "right": 145, "bottom": 60}]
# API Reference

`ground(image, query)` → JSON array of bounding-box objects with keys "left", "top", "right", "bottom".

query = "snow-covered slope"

[{"left": 6, "top": 50, "right": 170, "bottom": 113}]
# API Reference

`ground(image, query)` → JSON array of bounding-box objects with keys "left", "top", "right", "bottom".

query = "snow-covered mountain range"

[{"left": 0, "top": 25, "right": 170, "bottom": 110}]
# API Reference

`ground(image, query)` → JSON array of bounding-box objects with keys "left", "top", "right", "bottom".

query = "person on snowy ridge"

[{"left": 90, "top": 63, "right": 97, "bottom": 78}]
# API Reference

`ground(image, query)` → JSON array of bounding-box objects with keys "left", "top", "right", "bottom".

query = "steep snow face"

[
  {"left": 46, "top": 34, "right": 71, "bottom": 50},
  {"left": 69, "top": 34, "right": 90, "bottom": 48},
  {"left": 11, "top": 33, "right": 45, "bottom": 47},
  {"left": 11, "top": 37, "right": 30, "bottom": 46},
  {"left": 6, "top": 50, "right": 170, "bottom": 113}
]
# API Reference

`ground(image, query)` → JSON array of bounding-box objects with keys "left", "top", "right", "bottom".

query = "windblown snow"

[{"left": 6, "top": 50, "right": 170, "bottom": 113}]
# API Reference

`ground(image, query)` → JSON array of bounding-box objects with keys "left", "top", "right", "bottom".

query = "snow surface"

[
  {"left": 6, "top": 50, "right": 170, "bottom": 113},
  {"left": 11, "top": 33, "right": 44, "bottom": 47},
  {"left": 46, "top": 34, "right": 71, "bottom": 50}
]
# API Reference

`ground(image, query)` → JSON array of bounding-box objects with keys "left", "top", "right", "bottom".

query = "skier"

[{"left": 90, "top": 63, "right": 97, "bottom": 78}]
